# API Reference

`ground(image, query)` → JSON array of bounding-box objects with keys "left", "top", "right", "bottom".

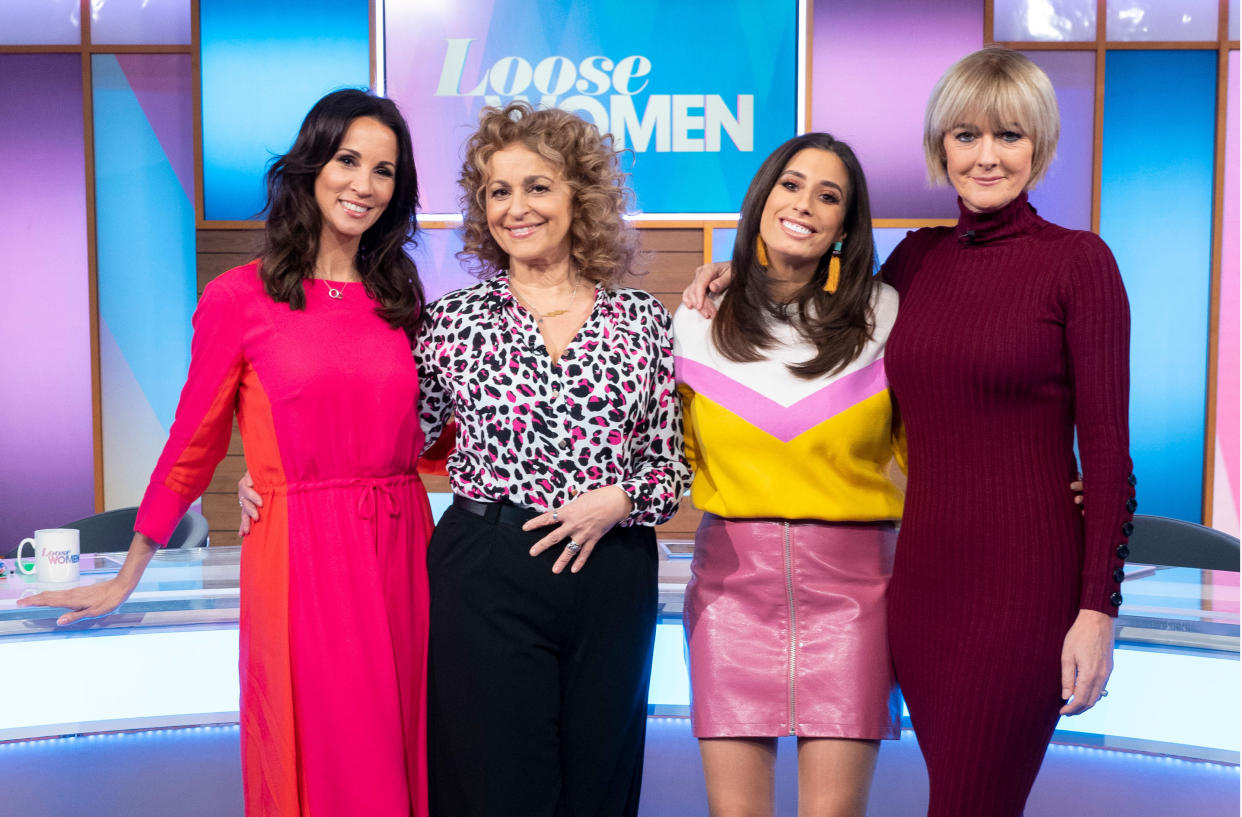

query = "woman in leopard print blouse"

[{"left": 417, "top": 101, "right": 690, "bottom": 817}]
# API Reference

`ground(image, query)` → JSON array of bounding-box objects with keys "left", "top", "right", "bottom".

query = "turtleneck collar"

[{"left": 954, "top": 190, "right": 1044, "bottom": 246}]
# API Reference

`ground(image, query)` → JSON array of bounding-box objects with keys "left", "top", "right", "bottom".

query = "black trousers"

[{"left": 427, "top": 503, "right": 658, "bottom": 817}]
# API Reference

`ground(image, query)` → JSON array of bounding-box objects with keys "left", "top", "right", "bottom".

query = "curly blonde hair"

[{"left": 457, "top": 102, "right": 638, "bottom": 285}]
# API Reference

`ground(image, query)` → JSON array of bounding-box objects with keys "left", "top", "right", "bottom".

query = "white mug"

[{"left": 16, "top": 528, "right": 81, "bottom": 585}]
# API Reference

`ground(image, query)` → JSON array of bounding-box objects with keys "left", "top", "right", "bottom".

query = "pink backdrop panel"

[
  {"left": 1212, "top": 50, "right": 1239, "bottom": 536},
  {"left": 811, "top": 0, "right": 982, "bottom": 219},
  {"left": 0, "top": 55, "right": 95, "bottom": 545}
]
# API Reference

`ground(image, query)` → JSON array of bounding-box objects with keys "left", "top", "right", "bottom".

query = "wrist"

[{"left": 611, "top": 484, "right": 635, "bottom": 516}]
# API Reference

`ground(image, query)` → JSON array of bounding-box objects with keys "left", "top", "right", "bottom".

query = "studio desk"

[{"left": 1, "top": 546, "right": 1237, "bottom": 763}]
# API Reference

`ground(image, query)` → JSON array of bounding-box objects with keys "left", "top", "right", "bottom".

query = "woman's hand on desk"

[
  {"left": 16, "top": 532, "right": 158, "bottom": 625},
  {"left": 238, "top": 471, "right": 262, "bottom": 535},
  {"left": 523, "top": 486, "right": 634, "bottom": 574}
]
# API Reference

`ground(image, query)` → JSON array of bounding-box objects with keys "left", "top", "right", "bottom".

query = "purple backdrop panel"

[
  {"left": 1106, "top": 0, "right": 1219, "bottom": 41},
  {"left": 0, "top": 0, "right": 80, "bottom": 45},
  {"left": 993, "top": 0, "right": 1097, "bottom": 41},
  {"left": 1024, "top": 50, "right": 1093, "bottom": 230},
  {"left": 91, "top": 0, "right": 191, "bottom": 45},
  {"left": 115, "top": 54, "right": 195, "bottom": 202},
  {"left": 0, "top": 56, "right": 95, "bottom": 544},
  {"left": 812, "top": 0, "right": 981, "bottom": 219},
  {"left": 412, "top": 227, "right": 476, "bottom": 303}
]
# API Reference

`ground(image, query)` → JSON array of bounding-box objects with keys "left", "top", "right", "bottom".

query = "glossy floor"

[{"left": 3, "top": 719, "right": 1237, "bottom": 816}]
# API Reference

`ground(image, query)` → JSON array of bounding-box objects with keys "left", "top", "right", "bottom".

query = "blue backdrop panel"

[
  {"left": 1101, "top": 50, "right": 1215, "bottom": 522},
  {"left": 200, "top": 0, "right": 370, "bottom": 221},
  {"left": 387, "top": 0, "right": 798, "bottom": 214}
]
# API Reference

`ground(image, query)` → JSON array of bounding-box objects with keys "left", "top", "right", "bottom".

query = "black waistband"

[{"left": 452, "top": 495, "right": 543, "bottom": 526}]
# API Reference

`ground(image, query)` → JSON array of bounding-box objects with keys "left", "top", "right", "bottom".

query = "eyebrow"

[
  {"left": 488, "top": 174, "right": 556, "bottom": 187},
  {"left": 952, "top": 122, "right": 1023, "bottom": 132},
  {"left": 783, "top": 169, "right": 844, "bottom": 195},
  {"left": 336, "top": 147, "right": 395, "bottom": 168}
]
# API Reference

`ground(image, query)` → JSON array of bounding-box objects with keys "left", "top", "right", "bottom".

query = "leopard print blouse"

[{"left": 416, "top": 273, "right": 689, "bottom": 526}]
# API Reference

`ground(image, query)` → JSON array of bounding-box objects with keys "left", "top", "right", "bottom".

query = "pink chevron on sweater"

[{"left": 676, "top": 356, "right": 888, "bottom": 442}]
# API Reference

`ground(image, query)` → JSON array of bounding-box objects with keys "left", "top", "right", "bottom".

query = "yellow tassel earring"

[
  {"left": 756, "top": 236, "right": 770, "bottom": 267},
  {"left": 824, "top": 240, "right": 843, "bottom": 293}
]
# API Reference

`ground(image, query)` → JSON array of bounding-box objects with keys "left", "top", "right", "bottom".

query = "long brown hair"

[
  {"left": 261, "top": 89, "right": 425, "bottom": 340},
  {"left": 712, "top": 133, "right": 878, "bottom": 378}
]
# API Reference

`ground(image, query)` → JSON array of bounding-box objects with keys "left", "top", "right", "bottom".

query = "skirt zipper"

[{"left": 784, "top": 521, "right": 797, "bottom": 736}]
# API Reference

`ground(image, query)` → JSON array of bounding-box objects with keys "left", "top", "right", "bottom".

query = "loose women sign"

[{"left": 387, "top": 0, "right": 799, "bottom": 214}]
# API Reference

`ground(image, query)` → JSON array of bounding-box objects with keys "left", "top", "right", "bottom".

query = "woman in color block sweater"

[{"left": 677, "top": 132, "right": 903, "bottom": 817}]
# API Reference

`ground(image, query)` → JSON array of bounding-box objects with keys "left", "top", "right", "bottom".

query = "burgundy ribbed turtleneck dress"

[{"left": 882, "top": 193, "right": 1136, "bottom": 817}]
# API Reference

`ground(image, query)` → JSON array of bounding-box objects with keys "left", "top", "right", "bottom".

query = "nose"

[
  {"left": 350, "top": 169, "right": 374, "bottom": 198},
  {"left": 792, "top": 185, "right": 814, "bottom": 213},
  {"left": 508, "top": 187, "right": 530, "bottom": 217},
  {"left": 976, "top": 134, "right": 998, "bottom": 168}
]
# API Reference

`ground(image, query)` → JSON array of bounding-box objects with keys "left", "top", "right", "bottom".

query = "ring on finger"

[
  {"left": 565, "top": 540, "right": 582, "bottom": 554},
  {"left": 1099, "top": 689, "right": 1109, "bottom": 698},
  {"left": 552, "top": 508, "right": 559, "bottom": 522}
]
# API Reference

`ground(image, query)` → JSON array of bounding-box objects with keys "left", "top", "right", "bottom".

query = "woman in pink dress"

[{"left": 20, "top": 89, "right": 435, "bottom": 817}]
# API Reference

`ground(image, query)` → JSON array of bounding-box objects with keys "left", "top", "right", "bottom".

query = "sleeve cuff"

[{"left": 134, "top": 482, "right": 193, "bottom": 547}]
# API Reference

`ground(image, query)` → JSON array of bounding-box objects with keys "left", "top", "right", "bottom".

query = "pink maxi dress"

[{"left": 134, "top": 261, "right": 433, "bottom": 816}]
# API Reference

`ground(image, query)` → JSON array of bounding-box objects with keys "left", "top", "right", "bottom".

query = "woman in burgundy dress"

[{"left": 881, "top": 47, "right": 1134, "bottom": 816}]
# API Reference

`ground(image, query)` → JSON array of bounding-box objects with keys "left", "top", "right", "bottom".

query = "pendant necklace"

[
  {"left": 316, "top": 271, "right": 356, "bottom": 300},
  {"left": 510, "top": 275, "right": 580, "bottom": 324}
]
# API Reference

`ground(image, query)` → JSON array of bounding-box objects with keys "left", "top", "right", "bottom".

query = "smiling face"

[
  {"left": 758, "top": 148, "right": 849, "bottom": 274},
  {"left": 313, "top": 116, "right": 398, "bottom": 249},
  {"left": 484, "top": 143, "right": 574, "bottom": 273},
  {"left": 942, "top": 115, "right": 1033, "bottom": 213}
]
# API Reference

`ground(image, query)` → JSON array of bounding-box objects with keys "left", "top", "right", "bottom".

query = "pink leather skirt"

[{"left": 684, "top": 514, "right": 901, "bottom": 739}]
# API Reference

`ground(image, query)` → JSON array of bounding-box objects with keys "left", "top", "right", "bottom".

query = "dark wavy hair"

[
  {"left": 260, "top": 88, "right": 424, "bottom": 339},
  {"left": 712, "top": 133, "right": 878, "bottom": 379},
  {"left": 456, "top": 101, "right": 637, "bottom": 285}
]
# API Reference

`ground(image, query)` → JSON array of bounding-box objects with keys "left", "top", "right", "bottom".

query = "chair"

[
  {"left": 5, "top": 507, "right": 209, "bottom": 557},
  {"left": 1126, "top": 514, "right": 1240, "bottom": 571}
]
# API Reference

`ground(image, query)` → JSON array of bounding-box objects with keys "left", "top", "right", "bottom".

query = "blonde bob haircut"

[
  {"left": 923, "top": 47, "right": 1060, "bottom": 187},
  {"left": 457, "top": 101, "right": 637, "bottom": 285}
]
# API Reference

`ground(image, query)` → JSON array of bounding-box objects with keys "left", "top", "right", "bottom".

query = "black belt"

[{"left": 452, "top": 495, "right": 543, "bottom": 526}]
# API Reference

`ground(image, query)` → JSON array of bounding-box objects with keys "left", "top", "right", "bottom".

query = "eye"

[
  {"left": 375, "top": 166, "right": 394, "bottom": 178},
  {"left": 998, "top": 130, "right": 1024, "bottom": 143},
  {"left": 336, "top": 153, "right": 357, "bottom": 167},
  {"left": 819, "top": 192, "right": 841, "bottom": 205},
  {"left": 781, "top": 179, "right": 799, "bottom": 191},
  {"left": 529, "top": 183, "right": 551, "bottom": 194},
  {"left": 952, "top": 130, "right": 976, "bottom": 143},
  {"left": 489, "top": 187, "right": 510, "bottom": 200}
]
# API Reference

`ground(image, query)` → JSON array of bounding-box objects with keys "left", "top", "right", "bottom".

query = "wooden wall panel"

[{"left": 195, "top": 226, "right": 706, "bottom": 546}]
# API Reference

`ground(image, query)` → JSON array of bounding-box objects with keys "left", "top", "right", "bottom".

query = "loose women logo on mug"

[
  {"left": 47, "top": 550, "right": 79, "bottom": 565},
  {"left": 435, "top": 39, "right": 754, "bottom": 153}
]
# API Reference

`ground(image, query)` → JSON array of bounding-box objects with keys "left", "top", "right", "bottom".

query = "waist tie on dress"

[
  {"left": 356, "top": 481, "right": 400, "bottom": 521},
  {"left": 253, "top": 473, "right": 418, "bottom": 554}
]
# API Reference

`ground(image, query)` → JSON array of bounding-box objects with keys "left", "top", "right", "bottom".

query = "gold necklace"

[
  {"left": 509, "top": 275, "right": 580, "bottom": 324},
  {"left": 314, "top": 271, "right": 359, "bottom": 300}
]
